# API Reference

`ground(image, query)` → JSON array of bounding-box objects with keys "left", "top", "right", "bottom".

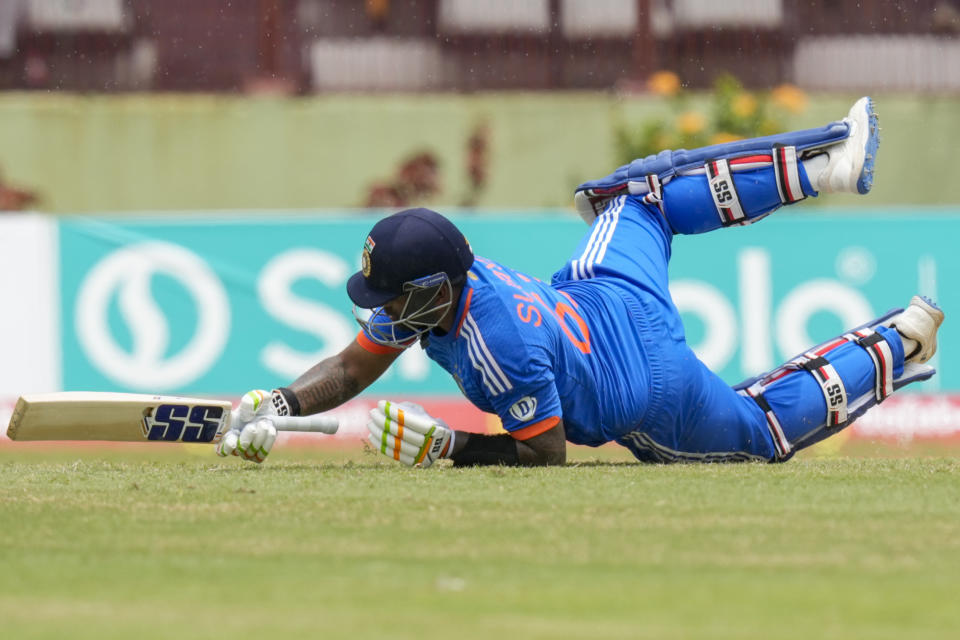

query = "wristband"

[
  {"left": 451, "top": 433, "right": 520, "bottom": 467},
  {"left": 272, "top": 387, "right": 301, "bottom": 417}
]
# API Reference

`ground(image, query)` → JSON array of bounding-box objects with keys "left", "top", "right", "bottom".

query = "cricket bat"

[{"left": 5, "top": 392, "right": 339, "bottom": 443}]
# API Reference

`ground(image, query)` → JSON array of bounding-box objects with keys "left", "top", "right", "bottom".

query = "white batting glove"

[
  {"left": 216, "top": 389, "right": 280, "bottom": 463},
  {"left": 367, "top": 400, "right": 455, "bottom": 468}
]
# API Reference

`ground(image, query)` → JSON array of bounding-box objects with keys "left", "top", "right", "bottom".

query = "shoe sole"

[{"left": 857, "top": 97, "right": 880, "bottom": 194}]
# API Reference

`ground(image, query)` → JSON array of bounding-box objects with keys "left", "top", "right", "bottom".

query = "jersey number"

[{"left": 514, "top": 292, "right": 591, "bottom": 355}]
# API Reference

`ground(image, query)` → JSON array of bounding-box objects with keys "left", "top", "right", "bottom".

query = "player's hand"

[
  {"left": 367, "top": 400, "right": 455, "bottom": 468},
  {"left": 216, "top": 389, "right": 279, "bottom": 463}
]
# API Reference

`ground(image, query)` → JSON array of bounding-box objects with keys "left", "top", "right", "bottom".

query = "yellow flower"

[
  {"left": 676, "top": 111, "right": 706, "bottom": 136},
  {"left": 771, "top": 84, "right": 808, "bottom": 114},
  {"left": 758, "top": 118, "right": 783, "bottom": 136},
  {"left": 653, "top": 133, "right": 673, "bottom": 151},
  {"left": 710, "top": 132, "right": 744, "bottom": 145},
  {"left": 732, "top": 93, "right": 758, "bottom": 118},
  {"left": 647, "top": 70, "right": 681, "bottom": 97}
]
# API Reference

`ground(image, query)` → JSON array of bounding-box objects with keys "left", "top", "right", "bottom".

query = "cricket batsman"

[{"left": 218, "top": 97, "right": 944, "bottom": 466}]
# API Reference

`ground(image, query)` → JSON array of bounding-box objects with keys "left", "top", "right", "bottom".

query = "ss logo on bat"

[{"left": 142, "top": 404, "right": 227, "bottom": 442}]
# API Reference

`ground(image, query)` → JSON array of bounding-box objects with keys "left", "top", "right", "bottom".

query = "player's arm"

[
  {"left": 218, "top": 339, "right": 400, "bottom": 462},
  {"left": 449, "top": 419, "right": 566, "bottom": 466},
  {"left": 288, "top": 339, "right": 402, "bottom": 415}
]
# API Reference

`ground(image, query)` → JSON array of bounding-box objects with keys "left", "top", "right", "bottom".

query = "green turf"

[{"left": 1, "top": 451, "right": 958, "bottom": 639}]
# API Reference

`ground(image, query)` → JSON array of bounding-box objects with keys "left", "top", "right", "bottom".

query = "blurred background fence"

[
  {"left": 0, "top": 0, "right": 958, "bottom": 93},
  {"left": 0, "top": 1, "right": 958, "bottom": 215}
]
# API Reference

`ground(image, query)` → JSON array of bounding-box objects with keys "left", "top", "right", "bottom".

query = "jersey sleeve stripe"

[
  {"left": 462, "top": 313, "right": 513, "bottom": 393},
  {"left": 356, "top": 331, "right": 405, "bottom": 354},
  {"left": 576, "top": 195, "right": 624, "bottom": 279},
  {"left": 508, "top": 415, "right": 561, "bottom": 441},
  {"left": 590, "top": 199, "right": 622, "bottom": 271},
  {"left": 463, "top": 314, "right": 513, "bottom": 395},
  {"left": 461, "top": 319, "right": 509, "bottom": 396},
  {"left": 583, "top": 213, "right": 613, "bottom": 278},
  {"left": 460, "top": 322, "right": 502, "bottom": 394},
  {"left": 574, "top": 199, "right": 614, "bottom": 279}
]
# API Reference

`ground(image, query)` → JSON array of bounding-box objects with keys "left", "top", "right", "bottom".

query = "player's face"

[
  {"left": 355, "top": 276, "right": 456, "bottom": 348},
  {"left": 382, "top": 294, "right": 410, "bottom": 322},
  {"left": 383, "top": 284, "right": 452, "bottom": 330}
]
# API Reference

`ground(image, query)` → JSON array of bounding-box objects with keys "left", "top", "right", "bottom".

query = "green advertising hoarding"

[{"left": 58, "top": 210, "right": 956, "bottom": 395}]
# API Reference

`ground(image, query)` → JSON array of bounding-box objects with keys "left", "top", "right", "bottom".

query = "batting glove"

[
  {"left": 367, "top": 400, "right": 455, "bottom": 468},
  {"left": 216, "top": 389, "right": 288, "bottom": 463}
]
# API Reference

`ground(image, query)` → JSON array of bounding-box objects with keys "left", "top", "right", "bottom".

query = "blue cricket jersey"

[
  {"left": 360, "top": 255, "right": 660, "bottom": 445},
  {"left": 360, "top": 130, "right": 915, "bottom": 462}
]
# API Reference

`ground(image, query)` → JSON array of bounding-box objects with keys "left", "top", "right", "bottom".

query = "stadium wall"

[
  {"left": 0, "top": 93, "right": 958, "bottom": 213},
  {"left": 1, "top": 210, "right": 959, "bottom": 446}
]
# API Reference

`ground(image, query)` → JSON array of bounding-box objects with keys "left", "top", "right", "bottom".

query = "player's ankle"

[
  {"left": 898, "top": 334, "right": 921, "bottom": 362},
  {"left": 802, "top": 153, "right": 830, "bottom": 192}
]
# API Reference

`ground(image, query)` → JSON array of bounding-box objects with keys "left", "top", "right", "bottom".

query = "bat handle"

[{"left": 266, "top": 414, "right": 339, "bottom": 434}]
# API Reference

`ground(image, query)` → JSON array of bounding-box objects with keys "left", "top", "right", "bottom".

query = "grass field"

[{"left": 1, "top": 448, "right": 959, "bottom": 639}]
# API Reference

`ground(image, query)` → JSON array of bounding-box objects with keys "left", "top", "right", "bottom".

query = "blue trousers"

[{"left": 564, "top": 161, "right": 905, "bottom": 462}]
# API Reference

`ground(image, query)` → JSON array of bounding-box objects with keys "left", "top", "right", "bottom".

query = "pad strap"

[
  {"left": 641, "top": 173, "right": 663, "bottom": 209},
  {"left": 844, "top": 328, "right": 895, "bottom": 403},
  {"left": 796, "top": 354, "right": 847, "bottom": 427},
  {"left": 742, "top": 383, "right": 792, "bottom": 459},
  {"left": 773, "top": 144, "right": 806, "bottom": 204},
  {"left": 706, "top": 158, "right": 746, "bottom": 226}
]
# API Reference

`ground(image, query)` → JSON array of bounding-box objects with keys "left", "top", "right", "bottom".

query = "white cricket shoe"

[
  {"left": 888, "top": 296, "right": 945, "bottom": 364},
  {"left": 814, "top": 96, "right": 880, "bottom": 194}
]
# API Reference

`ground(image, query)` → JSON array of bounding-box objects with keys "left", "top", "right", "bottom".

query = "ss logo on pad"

[{"left": 712, "top": 179, "right": 733, "bottom": 203}]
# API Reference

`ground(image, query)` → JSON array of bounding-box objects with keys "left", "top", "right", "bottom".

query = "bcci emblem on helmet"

[{"left": 361, "top": 235, "right": 376, "bottom": 278}]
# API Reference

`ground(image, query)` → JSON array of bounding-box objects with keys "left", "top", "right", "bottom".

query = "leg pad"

[
  {"left": 574, "top": 121, "right": 849, "bottom": 223},
  {"left": 735, "top": 308, "right": 935, "bottom": 459}
]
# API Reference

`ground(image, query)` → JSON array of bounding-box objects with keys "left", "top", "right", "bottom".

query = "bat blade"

[
  {"left": 6, "top": 392, "right": 340, "bottom": 443},
  {"left": 7, "top": 392, "right": 233, "bottom": 443}
]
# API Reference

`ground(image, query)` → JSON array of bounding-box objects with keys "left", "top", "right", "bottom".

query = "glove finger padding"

[
  {"left": 260, "top": 422, "right": 278, "bottom": 459},
  {"left": 236, "top": 389, "right": 271, "bottom": 424},
  {"left": 217, "top": 389, "right": 289, "bottom": 463},
  {"left": 368, "top": 408, "right": 429, "bottom": 447},
  {"left": 236, "top": 423, "right": 256, "bottom": 461},
  {"left": 237, "top": 419, "right": 277, "bottom": 464},
  {"left": 394, "top": 400, "right": 426, "bottom": 415},
  {"left": 216, "top": 429, "right": 241, "bottom": 457},
  {"left": 367, "top": 418, "right": 425, "bottom": 463},
  {"left": 250, "top": 419, "right": 277, "bottom": 463},
  {"left": 367, "top": 430, "right": 419, "bottom": 466},
  {"left": 377, "top": 400, "right": 445, "bottom": 435},
  {"left": 368, "top": 401, "right": 455, "bottom": 468}
]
